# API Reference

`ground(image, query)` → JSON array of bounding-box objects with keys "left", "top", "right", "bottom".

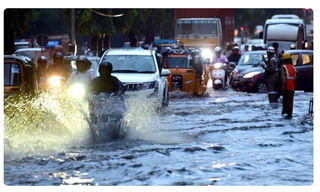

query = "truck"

[
  {"left": 174, "top": 9, "right": 234, "bottom": 49},
  {"left": 263, "top": 15, "right": 307, "bottom": 50}
]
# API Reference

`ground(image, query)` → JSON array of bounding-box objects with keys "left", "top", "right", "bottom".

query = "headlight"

[
  {"left": 243, "top": 71, "right": 261, "bottom": 79},
  {"left": 68, "top": 83, "right": 86, "bottom": 98},
  {"left": 48, "top": 76, "right": 64, "bottom": 88},
  {"left": 142, "top": 81, "right": 157, "bottom": 90},
  {"left": 201, "top": 48, "right": 212, "bottom": 59},
  {"left": 213, "top": 63, "right": 223, "bottom": 69}
]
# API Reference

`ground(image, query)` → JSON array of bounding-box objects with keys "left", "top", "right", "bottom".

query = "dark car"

[
  {"left": 232, "top": 49, "right": 313, "bottom": 93},
  {"left": 231, "top": 50, "right": 267, "bottom": 93}
]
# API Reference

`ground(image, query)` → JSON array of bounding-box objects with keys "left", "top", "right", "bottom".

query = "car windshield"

[
  {"left": 102, "top": 55, "right": 156, "bottom": 73},
  {"left": 238, "top": 53, "right": 266, "bottom": 65},
  {"left": 167, "top": 56, "right": 190, "bottom": 68}
]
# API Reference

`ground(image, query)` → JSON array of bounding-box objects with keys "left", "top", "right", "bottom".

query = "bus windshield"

[{"left": 176, "top": 19, "right": 218, "bottom": 37}]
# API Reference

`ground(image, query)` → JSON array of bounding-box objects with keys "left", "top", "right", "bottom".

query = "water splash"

[
  {"left": 121, "top": 95, "right": 190, "bottom": 144},
  {"left": 4, "top": 91, "right": 91, "bottom": 159}
]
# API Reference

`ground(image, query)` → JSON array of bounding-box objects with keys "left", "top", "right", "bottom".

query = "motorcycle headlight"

[
  {"left": 68, "top": 83, "right": 86, "bottom": 98},
  {"left": 142, "top": 81, "right": 157, "bottom": 90},
  {"left": 48, "top": 76, "right": 63, "bottom": 88},
  {"left": 243, "top": 71, "right": 261, "bottom": 79},
  {"left": 213, "top": 63, "right": 223, "bottom": 69},
  {"left": 201, "top": 48, "right": 213, "bottom": 60}
]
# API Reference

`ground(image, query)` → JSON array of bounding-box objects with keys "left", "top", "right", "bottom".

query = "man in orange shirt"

[{"left": 281, "top": 53, "right": 296, "bottom": 119}]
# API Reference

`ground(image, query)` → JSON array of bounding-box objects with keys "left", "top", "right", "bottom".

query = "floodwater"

[{"left": 4, "top": 87, "right": 313, "bottom": 186}]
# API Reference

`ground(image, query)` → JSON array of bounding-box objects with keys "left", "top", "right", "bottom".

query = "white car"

[{"left": 99, "top": 48, "right": 170, "bottom": 107}]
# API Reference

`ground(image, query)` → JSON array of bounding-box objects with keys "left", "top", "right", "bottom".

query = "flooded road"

[{"left": 4, "top": 88, "right": 313, "bottom": 185}]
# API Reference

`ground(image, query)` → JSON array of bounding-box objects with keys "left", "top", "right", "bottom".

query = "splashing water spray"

[{"left": 4, "top": 91, "right": 91, "bottom": 159}]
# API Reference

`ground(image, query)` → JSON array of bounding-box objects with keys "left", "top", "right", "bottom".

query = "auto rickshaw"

[
  {"left": 4, "top": 55, "right": 38, "bottom": 96},
  {"left": 162, "top": 47, "right": 207, "bottom": 96}
]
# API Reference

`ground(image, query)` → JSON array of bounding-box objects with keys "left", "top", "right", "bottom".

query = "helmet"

[
  {"left": 37, "top": 56, "right": 47, "bottom": 69},
  {"left": 214, "top": 46, "right": 222, "bottom": 53},
  {"left": 232, "top": 46, "right": 240, "bottom": 51},
  {"left": 99, "top": 62, "right": 113, "bottom": 75},
  {"left": 38, "top": 55, "right": 47, "bottom": 62},
  {"left": 53, "top": 52, "right": 63, "bottom": 64},
  {"left": 266, "top": 46, "right": 275, "bottom": 55},
  {"left": 282, "top": 53, "right": 291, "bottom": 60},
  {"left": 53, "top": 52, "right": 63, "bottom": 60},
  {"left": 76, "top": 56, "right": 91, "bottom": 72}
]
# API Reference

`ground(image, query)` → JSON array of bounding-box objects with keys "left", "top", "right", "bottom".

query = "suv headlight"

[
  {"left": 142, "top": 81, "right": 157, "bottom": 90},
  {"left": 243, "top": 71, "right": 261, "bottom": 79}
]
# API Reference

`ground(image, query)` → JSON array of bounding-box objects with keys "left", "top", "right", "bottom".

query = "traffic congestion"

[{"left": 3, "top": 8, "right": 314, "bottom": 186}]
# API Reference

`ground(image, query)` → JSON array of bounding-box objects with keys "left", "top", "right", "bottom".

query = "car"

[
  {"left": 14, "top": 47, "right": 42, "bottom": 61},
  {"left": 284, "top": 49, "right": 313, "bottom": 92},
  {"left": 99, "top": 48, "right": 170, "bottom": 107},
  {"left": 4, "top": 55, "right": 38, "bottom": 96},
  {"left": 232, "top": 49, "right": 313, "bottom": 93},
  {"left": 231, "top": 50, "right": 267, "bottom": 93}
]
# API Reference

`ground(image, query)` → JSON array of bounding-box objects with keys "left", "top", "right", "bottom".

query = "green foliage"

[{"left": 4, "top": 9, "right": 33, "bottom": 37}]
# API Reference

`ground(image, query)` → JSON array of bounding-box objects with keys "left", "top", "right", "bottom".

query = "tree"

[{"left": 4, "top": 9, "right": 33, "bottom": 54}]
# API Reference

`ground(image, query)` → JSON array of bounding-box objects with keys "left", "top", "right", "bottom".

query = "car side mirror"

[{"left": 161, "top": 69, "right": 171, "bottom": 77}]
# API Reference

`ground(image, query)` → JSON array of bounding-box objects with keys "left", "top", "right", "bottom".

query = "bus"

[{"left": 263, "top": 16, "right": 307, "bottom": 50}]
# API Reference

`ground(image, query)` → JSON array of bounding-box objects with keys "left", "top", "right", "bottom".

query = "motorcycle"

[
  {"left": 88, "top": 92, "right": 126, "bottom": 143},
  {"left": 227, "top": 62, "right": 236, "bottom": 84},
  {"left": 210, "top": 62, "right": 228, "bottom": 90}
]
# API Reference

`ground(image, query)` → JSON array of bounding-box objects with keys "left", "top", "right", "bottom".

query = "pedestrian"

[
  {"left": 88, "top": 62, "right": 124, "bottom": 95},
  {"left": 281, "top": 53, "right": 296, "bottom": 119},
  {"left": 272, "top": 42, "right": 283, "bottom": 99},
  {"left": 261, "top": 47, "right": 280, "bottom": 107}
]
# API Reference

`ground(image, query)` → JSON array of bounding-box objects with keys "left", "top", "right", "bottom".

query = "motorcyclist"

[
  {"left": 210, "top": 46, "right": 229, "bottom": 87},
  {"left": 65, "top": 56, "right": 95, "bottom": 86},
  {"left": 36, "top": 56, "right": 48, "bottom": 88},
  {"left": 261, "top": 47, "right": 280, "bottom": 107},
  {"left": 227, "top": 45, "right": 241, "bottom": 64},
  {"left": 46, "top": 52, "right": 71, "bottom": 80},
  {"left": 88, "top": 62, "right": 124, "bottom": 95}
]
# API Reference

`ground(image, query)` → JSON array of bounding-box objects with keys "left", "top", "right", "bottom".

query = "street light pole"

[{"left": 71, "top": 9, "right": 77, "bottom": 55}]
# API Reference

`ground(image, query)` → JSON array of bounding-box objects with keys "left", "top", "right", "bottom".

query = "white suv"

[{"left": 99, "top": 48, "right": 170, "bottom": 107}]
